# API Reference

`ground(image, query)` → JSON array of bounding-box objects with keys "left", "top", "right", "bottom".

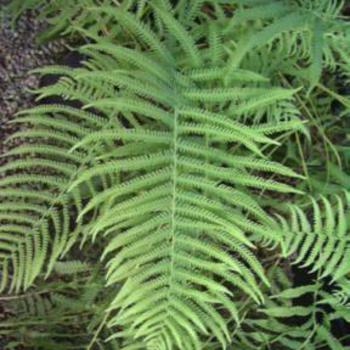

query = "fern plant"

[
  {"left": 1, "top": 0, "right": 350, "bottom": 349},
  {"left": 0, "top": 2, "right": 304, "bottom": 348}
]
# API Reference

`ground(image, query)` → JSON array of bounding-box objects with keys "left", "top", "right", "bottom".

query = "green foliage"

[
  {"left": 0, "top": 0, "right": 350, "bottom": 349},
  {"left": 232, "top": 267, "right": 350, "bottom": 350},
  {"left": 0, "top": 260, "right": 117, "bottom": 350},
  {"left": 280, "top": 195, "right": 350, "bottom": 282}
]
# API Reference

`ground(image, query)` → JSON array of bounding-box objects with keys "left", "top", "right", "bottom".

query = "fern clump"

[{"left": 1, "top": 1, "right": 350, "bottom": 349}]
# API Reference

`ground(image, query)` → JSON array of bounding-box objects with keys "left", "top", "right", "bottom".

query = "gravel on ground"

[{"left": 0, "top": 7, "right": 67, "bottom": 163}]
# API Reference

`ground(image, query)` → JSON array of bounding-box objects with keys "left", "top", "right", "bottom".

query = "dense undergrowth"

[{"left": 0, "top": 0, "right": 350, "bottom": 349}]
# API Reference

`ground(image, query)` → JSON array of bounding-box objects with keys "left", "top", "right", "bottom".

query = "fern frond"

[
  {"left": 281, "top": 194, "right": 350, "bottom": 282},
  {"left": 0, "top": 2, "right": 312, "bottom": 348},
  {"left": 0, "top": 103, "right": 110, "bottom": 292},
  {"left": 65, "top": 23, "right": 302, "bottom": 348}
]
